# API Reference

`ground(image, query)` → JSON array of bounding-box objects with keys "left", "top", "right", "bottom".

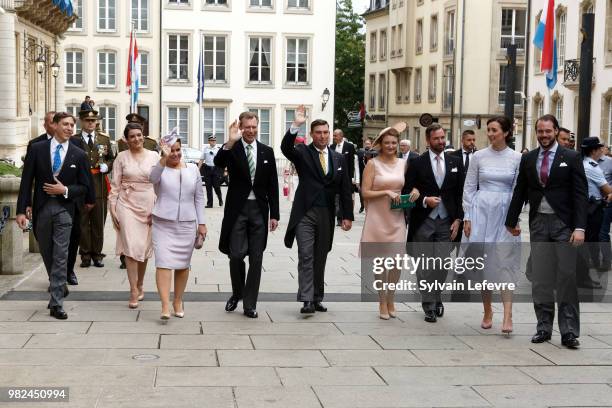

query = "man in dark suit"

[
  {"left": 330, "top": 129, "right": 356, "bottom": 225},
  {"left": 27, "top": 112, "right": 95, "bottom": 286},
  {"left": 282, "top": 105, "right": 354, "bottom": 314},
  {"left": 505, "top": 114, "right": 587, "bottom": 349},
  {"left": 215, "top": 111, "right": 280, "bottom": 318},
  {"left": 398, "top": 139, "right": 419, "bottom": 162},
  {"left": 16, "top": 112, "right": 91, "bottom": 320},
  {"left": 356, "top": 138, "right": 375, "bottom": 213},
  {"left": 403, "top": 123, "right": 464, "bottom": 323},
  {"left": 448, "top": 130, "right": 476, "bottom": 242}
]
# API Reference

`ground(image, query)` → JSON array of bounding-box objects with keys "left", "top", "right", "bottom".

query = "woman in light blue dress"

[{"left": 462, "top": 116, "right": 522, "bottom": 335}]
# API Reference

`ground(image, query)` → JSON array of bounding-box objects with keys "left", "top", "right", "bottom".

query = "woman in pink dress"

[
  {"left": 360, "top": 124, "right": 419, "bottom": 319},
  {"left": 108, "top": 123, "right": 159, "bottom": 308}
]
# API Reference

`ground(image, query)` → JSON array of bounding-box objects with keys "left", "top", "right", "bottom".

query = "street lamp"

[
  {"left": 321, "top": 88, "right": 330, "bottom": 111},
  {"left": 51, "top": 60, "right": 60, "bottom": 78}
]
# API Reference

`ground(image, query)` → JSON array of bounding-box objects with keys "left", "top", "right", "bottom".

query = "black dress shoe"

[
  {"left": 435, "top": 302, "right": 444, "bottom": 317},
  {"left": 531, "top": 331, "right": 552, "bottom": 343},
  {"left": 314, "top": 302, "right": 327, "bottom": 312},
  {"left": 93, "top": 260, "right": 104, "bottom": 268},
  {"left": 80, "top": 259, "right": 91, "bottom": 268},
  {"left": 243, "top": 309, "right": 258, "bottom": 318},
  {"left": 119, "top": 255, "right": 126, "bottom": 269},
  {"left": 49, "top": 306, "right": 68, "bottom": 320},
  {"left": 300, "top": 301, "right": 315, "bottom": 314},
  {"left": 205, "top": 204, "right": 213, "bottom": 208},
  {"left": 561, "top": 333, "right": 580, "bottom": 349},
  {"left": 67, "top": 271, "right": 78, "bottom": 285},
  {"left": 219, "top": 199, "right": 223, "bottom": 206},
  {"left": 225, "top": 296, "right": 240, "bottom": 312},
  {"left": 424, "top": 310, "right": 437, "bottom": 323}
]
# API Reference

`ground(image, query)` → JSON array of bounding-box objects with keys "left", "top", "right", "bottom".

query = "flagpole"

[{"left": 131, "top": 20, "right": 136, "bottom": 114}]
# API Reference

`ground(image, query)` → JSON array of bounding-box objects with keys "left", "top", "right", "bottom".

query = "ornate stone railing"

[{"left": 14, "top": 0, "right": 76, "bottom": 36}]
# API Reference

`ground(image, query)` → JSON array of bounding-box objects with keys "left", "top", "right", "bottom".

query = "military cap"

[
  {"left": 208, "top": 135, "right": 217, "bottom": 140},
  {"left": 125, "top": 112, "right": 146, "bottom": 125},
  {"left": 79, "top": 109, "right": 99, "bottom": 120}
]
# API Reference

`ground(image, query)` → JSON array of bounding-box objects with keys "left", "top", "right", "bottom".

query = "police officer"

[
  {"left": 198, "top": 135, "right": 223, "bottom": 208},
  {"left": 578, "top": 137, "right": 612, "bottom": 288},
  {"left": 77, "top": 110, "right": 115, "bottom": 267},
  {"left": 118, "top": 113, "right": 159, "bottom": 152}
]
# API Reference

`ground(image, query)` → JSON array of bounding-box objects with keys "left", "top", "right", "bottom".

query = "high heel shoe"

[
  {"left": 128, "top": 302, "right": 139, "bottom": 309},
  {"left": 137, "top": 286, "right": 144, "bottom": 301},
  {"left": 387, "top": 303, "right": 397, "bottom": 318},
  {"left": 501, "top": 316, "right": 513, "bottom": 336},
  {"left": 160, "top": 311, "right": 170, "bottom": 320},
  {"left": 379, "top": 303, "right": 390, "bottom": 320},
  {"left": 481, "top": 313, "right": 493, "bottom": 329},
  {"left": 173, "top": 301, "right": 185, "bottom": 318}
]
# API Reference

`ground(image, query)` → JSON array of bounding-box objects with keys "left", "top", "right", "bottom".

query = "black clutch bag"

[{"left": 390, "top": 195, "right": 416, "bottom": 210}]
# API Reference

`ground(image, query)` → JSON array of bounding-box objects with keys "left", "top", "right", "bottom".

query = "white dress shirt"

[
  {"left": 242, "top": 138, "right": 257, "bottom": 200},
  {"left": 335, "top": 141, "right": 344, "bottom": 154},
  {"left": 49, "top": 137, "right": 70, "bottom": 198}
]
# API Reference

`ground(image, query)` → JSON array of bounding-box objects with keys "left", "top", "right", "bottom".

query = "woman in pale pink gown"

[
  {"left": 360, "top": 125, "right": 419, "bottom": 319},
  {"left": 108, "top": 123, "right": 159, "bottom": 308}
]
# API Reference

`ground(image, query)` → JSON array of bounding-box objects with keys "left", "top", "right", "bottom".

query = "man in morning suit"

[
  {"left": 505, "top": 114, "right": 587, "bottom": 349},
  {"left": 215, "top": 111, "right": 280, "bottom": 318},
  {"left": 282, "top": 105, "right": 354, "bottom": 314},
  {"left": 330, "top": 129, "right": 357, "bottom": 225},
  {"left": 16, "top": 112, "right": 91, "bottom": 319},
  {"left": 27, "top": 112, "right": 95, "bottom": 286},
  {"left": 77, "top": 110, "right": 114, "bottom": 268},
  {"left": 403, "top": 123, "right": 464, "bottom": 323},
  {"left": 398, "top": 139, "right": 419, "bottom": 162}
]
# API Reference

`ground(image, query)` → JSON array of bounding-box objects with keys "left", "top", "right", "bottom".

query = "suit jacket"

[
  {"left": 214, "top": 140, "right": 279, "bottom": 255},
  {"left": 281, "top": 130, "right": 354, "bottom": 250},
  {"left": 505, "top": 146, "right": 588, "bottom": 231},
  {"left": 17, "top": 139, "right": 90, "bottom": 232},
  {"left": 398, "top": 151, "right": 419, "bottom": 162},
  {"left": 402, "top": 151, "right": 464, "bottom": 242},
  {"left": 330, "top": 140, "right": 356, "bottom": 180}
]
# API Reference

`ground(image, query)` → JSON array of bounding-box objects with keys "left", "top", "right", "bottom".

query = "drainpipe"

[{"left": 458, "top": 0, "right": 466, "bottom": 141}]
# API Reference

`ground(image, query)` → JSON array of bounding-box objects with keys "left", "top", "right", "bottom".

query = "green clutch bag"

[{"left": 390, "top": 194, "right": 416, "bottom": 210}]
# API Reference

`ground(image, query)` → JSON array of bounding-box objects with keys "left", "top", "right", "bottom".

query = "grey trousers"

[
  {"left": 295, "top": 207, "right": 332, "bottom": 302},
  {"left": 228, "top": 200, "right": 266, "bottom": 310},
  {"left": 529, "top": 212, "right": 580, "bottom": 337},
  {"left": 36, "top": 199, "right": 72, "bottom": 308},
  {"left": 412, "top": 217, "right": 452, "bottom": 312}
]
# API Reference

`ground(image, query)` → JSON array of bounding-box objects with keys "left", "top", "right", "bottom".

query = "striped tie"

[
  {"left": 319, "top": 150, "right": 327, "bottom": 174},
  {"left": 246, "top": 144, "right": 255, "bottom": 179}
]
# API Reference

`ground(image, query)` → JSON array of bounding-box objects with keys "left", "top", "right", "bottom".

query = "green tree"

[{"left": 334, "top": 0, "right": 365, "bottom": 145}]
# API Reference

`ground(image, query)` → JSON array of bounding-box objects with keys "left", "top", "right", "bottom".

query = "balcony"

[{"left": 563, "top": 58, "right": 596, "bottom": 90}]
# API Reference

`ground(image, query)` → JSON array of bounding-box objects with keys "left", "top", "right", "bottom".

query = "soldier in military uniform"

[
  {"left": 118, "top": 113, "right": 159, "bottom": 153},
  {"left": 198, "top": 135, "right": 223, "bottom": 208},
  {"left": 77, "top": 110, "right": 115, "bottom": 267}
]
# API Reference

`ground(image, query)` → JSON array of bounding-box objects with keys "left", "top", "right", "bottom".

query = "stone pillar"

[
  {"left": 0, "top": 2, "right": 18, "bottom": 162},
  {"left": 0, "top": 175, "right": 23, "bottom": 274}
]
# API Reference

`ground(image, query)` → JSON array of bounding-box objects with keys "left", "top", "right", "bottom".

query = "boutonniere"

[{"left": 559, "top": 162, "right": 568, "bottom": 167}]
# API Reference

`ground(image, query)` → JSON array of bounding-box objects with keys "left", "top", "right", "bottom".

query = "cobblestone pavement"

[{"left": 2, "top": 191, "right": 612, "bottom": 407}]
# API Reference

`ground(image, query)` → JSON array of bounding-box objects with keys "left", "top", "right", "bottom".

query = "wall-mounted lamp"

[{"left": 321, "top": 88, "right": 330, "bottom": 111}]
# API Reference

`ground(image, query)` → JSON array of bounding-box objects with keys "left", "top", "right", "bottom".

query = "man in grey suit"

[
  {"left": 16, "top": 112, "right": 91, "bottom": 319},
  {"left": 282, "top": 105, "right": 354, "bottom": 314}
]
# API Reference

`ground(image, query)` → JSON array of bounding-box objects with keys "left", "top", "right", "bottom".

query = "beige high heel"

[{"left": 379, "top": 303, "right": 390, "bottom": 320}]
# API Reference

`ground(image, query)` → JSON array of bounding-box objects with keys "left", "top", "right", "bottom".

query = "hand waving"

[
  {"left": 293, "top": 105, "right": 307, "bottom": 127},
  {"left": 228, "top": 119, "right": 241, "bottom": 143}
]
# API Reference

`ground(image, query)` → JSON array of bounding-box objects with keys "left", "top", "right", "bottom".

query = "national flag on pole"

[
  {"left": 196, "top": 41, "right": 205, "bottom": 104},
  {"left": 126, "top": 30, "right": 140, "bottom": 113},
  {"left": 533, "top": 0, "right": 558, "bottom": 89}
]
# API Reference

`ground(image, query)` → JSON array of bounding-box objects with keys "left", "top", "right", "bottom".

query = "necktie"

[
  {"left": 435, "top": 155, "right": 443, "bottom": 187},
  {"left": 246, "top": 144, "right": 255, "bottom": 179},
  {"left": 464, "top": 151, "right": 470, "bottom": 169},
  {"left": 87, "top": 134, "right": 94, "bottom": 149},
  {"left": 319, "top": 150, "right": 327, "bottom": 174},
  {"left": 540, "top": 150, "right": 550, "bottom": 186},
  {"left": 52, "top": 145, "right": 62, "bottom": 174}
]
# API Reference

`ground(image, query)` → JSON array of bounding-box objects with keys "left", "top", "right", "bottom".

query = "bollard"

[{"left": 0, "top": 175, "right": 23, "bottom": 274}]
